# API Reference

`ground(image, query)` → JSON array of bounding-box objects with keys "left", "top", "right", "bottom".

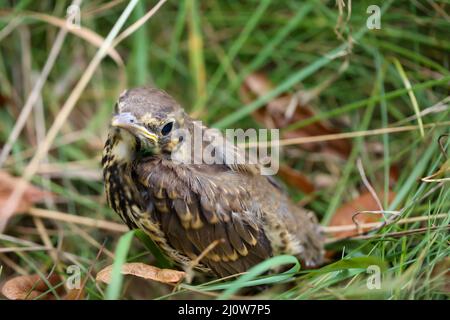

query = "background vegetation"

[{"left": 0, "top": 0, "right": 448, "bottom": 300}]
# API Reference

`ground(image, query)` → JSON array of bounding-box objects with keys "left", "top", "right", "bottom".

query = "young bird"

[{"left": 102, "top": 87, "right": 324, "bottom": 277}]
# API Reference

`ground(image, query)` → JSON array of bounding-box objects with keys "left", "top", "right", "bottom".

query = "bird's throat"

[
  {"left": 102, "top": 129, "right": 141, "bottom": 229},
  {"left": 108, "top": 129, "right": 137, "bottom": 164}
]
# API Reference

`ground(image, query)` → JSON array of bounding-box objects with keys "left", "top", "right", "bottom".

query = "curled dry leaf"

[
  {"left": 1, "top": 274, "right": 62, "bottom": 300},
  {"left": 96, "top": 262, "right": 185, "bottom": 285},
  {"left": 63, "top": 289, "right": 85, "bottom": 300},
  {"left": 1, "top": 273, "right": 85, "bottom": 300},
  {"left": 328, "top": 191, "right": 397, "bottom": 238},
  {"left": 240, "top": 72, "right": 352, "bottom": 158}
]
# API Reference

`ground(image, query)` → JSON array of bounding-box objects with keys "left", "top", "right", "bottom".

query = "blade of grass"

[
  {"left": 321, "top": 70, "right": 382, "bottom": 225},
  {"left": 217, "top": 255, "right": 300, "bottom": 299},
  {"left": 375, "top": 52, "right": 391, "bottom": 209},
  {"left": 134, "top": 230, "right": 172, "bottom": 268},
  {"left": 159, "top": 0, "right": 187, "bottom": 88},
  {"left": 217, "top": 1, "right": 315, "bottom": 112},
  {"left": 0, "top": 0, "right": 82, "bottom": 169},
  {"left": 392, "top": 57, "right": 425, "bottom": 137},
  {"left": 186, "top": 0, "right": 206, "bottom": 112},
  {"left": 105, "top": 230, "right": 135, "bottom": 300},
  {"left": 284, "top": 75, "right": 450, "bottom": 132},
  {"left": 389, "top": 140, "right": 437, "bottom": 210},
  {"left": 0, "top": 0, "right": 143, "bottom": 232},
  {"left": 213, "top": 0, "right": 395, "bottom": 129},
  {"left": 129, "top": 0, "right": 149, "bottom": 86},
  {"left": 205, "top": 0, "right": 272, "bottom": 107},
  {"left": 182, "top": 255, "right": 300, "bottom": 299}
]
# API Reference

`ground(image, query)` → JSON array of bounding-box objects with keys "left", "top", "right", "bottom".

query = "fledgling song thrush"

[{"left": 102, "top": 87, "right": 324, "bottom": 277}]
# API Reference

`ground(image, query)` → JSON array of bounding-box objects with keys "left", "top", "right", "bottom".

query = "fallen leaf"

[
  {"left": 96, "top": 262, "right": 185, "bottom": 285},
  {"left": 389, "top": 165, "right": 400, "bottom": 185},
  {"left": 328, "top": 191, "right": 396, "bottom": 238},
  {"left": 0, "top": 171, "right": 52, "bottom": 228},
  {"left": 240, "top": 72, "right": 352, "bottom": 158},
  {"left": 278, "top": 164, "right": 315, "bottom": 194},
  {"left": 0, "top": 92, "right": 14, "bottom": 108},
  {"left": 1, "top": 274, "right": 62, "bottom": 300}
]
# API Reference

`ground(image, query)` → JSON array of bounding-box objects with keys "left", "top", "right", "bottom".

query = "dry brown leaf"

[
  {"left": 0, "top": 171, "right": 52, "bottom": 215},
  {"left": 0, "top": 92, "right": 15, "bottom": 108},
  {"left": 96, "top": 262, "right": 185, "bottom": 285},
  {"left": 389, "top": 165, "right": 400, "bottom": 184},
  {"left": 1, "top": 273, "right": 85, "bottom": 300},
  {"left": 278, "top": 164, "right": 315, "bottom": 194},
  {"left": 63, "top": 289, "right": 85, "bottom": 300},
  {"left": 328, "top": 191, "right": 396, "bottom": 238},
  {"left": 1, "top": 274, "right": 62, "bottom": 300},
  {"left": 240, "top": 72, "right": 352, "bottom": 158},
  {"left": 431, "top": 257, "right": 450, "bottom": 293}
]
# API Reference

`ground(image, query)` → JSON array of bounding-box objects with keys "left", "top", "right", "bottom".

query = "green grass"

[
  {"left": 0, "top": 0, "right": 448, "bottom": 300},
  {"left": 105, "top": 230, "right": 135, "bottom": 300}
]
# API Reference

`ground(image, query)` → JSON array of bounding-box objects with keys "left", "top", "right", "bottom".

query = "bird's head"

[{"left": 109, "top": 87, "right": 187, "bottom": 157}]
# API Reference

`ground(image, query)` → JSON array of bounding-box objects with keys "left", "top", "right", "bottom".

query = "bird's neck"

[
  {"left": 102, "top": 129, "right": 138, "bottom": 198},
  {"left": 103, "top": 128, "right": 137, "bottom": 166},
  {"left": 102, "top": 129, "right": 142, "bottom": 229}
]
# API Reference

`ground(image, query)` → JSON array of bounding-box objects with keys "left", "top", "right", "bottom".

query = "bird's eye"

[{"left": 161, "top": 121, "right": 174, "bottom": 136}]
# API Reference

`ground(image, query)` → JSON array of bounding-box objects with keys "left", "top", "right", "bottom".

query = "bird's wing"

[{"left": 135, "top": 159, "right": 272, "bottom": 277}]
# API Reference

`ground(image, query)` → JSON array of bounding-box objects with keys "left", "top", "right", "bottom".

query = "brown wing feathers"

[{"left": 136, "top": 159, "right": 272, "bottom": 277}]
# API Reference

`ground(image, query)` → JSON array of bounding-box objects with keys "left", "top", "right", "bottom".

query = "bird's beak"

[{"left": 111, "top": 113, "right": 158, "bottom": 144}]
